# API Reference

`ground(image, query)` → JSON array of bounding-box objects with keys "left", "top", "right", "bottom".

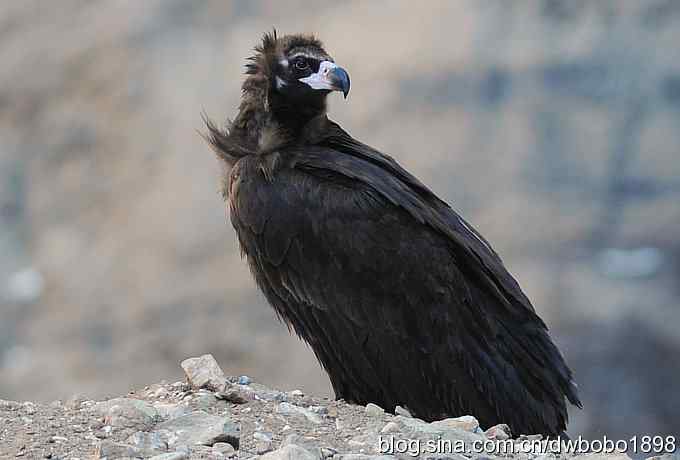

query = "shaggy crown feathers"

[
  {"left": 244, "top": 30, "right": 325, "bottom": 79},
  {"left": 202, "top": 31, "right": 330, "bottom": 172}
]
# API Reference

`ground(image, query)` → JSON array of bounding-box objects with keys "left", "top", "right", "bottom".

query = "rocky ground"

[{"left": 0, "top": 355, "right": 672, "bottom": 460}]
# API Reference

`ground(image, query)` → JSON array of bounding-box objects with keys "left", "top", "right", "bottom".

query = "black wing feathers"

[{"left": 229, "top": 126, "right": 580, "bottom": 436}]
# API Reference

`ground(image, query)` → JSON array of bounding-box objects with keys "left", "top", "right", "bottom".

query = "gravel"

[{"left": 0, "top": 354, "right": 649, "bottom": 459}]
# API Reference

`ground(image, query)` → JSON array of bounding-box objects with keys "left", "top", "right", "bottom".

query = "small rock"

[
  {"left": 65, "top": 394, "right": 87, "bottom": 410},
  {"left": 96, "top": 398, "right": 160, "bottom": 430},
  {"left": 485, "top": 423, "right": 511, "bottom": 440},
  {"left": 290, "top": 389, "right": 304, "bottom": 397},
  {"left": 365, "top": 403, "right": 385, "bottom": 417},
  {"left": 21, "top": 402, "right": 36, "bottom": 415},
  {"left": 276, "top": 402, "right": 322, "bottom": 424},
  {"left": 381, "top": 421, "right": 400, "bottom": 433},
  {"left": 213, "top": 442, "right": 236, "bottom": 457},
  {"left": 193, "top": 392, "right": 227, "bottom": 411},
  {"left": 429, "top": 415, "right": 480, "bottom": 433},
  {"left": 579, "top": 454, "right": 632, "bottom": 460},
  {"left": 148, "top": 453, "right": 189, "bottom": 460},
  {"left": 153, "top": 402, "right": 190, "bottom": 420},
  {"left": 308, "top": 405, "right": 328, "bottom": 415},
  {"left": 215, "top": 386, "right": 249, "bottom": 404},
  {"left": 0, "top": 400, "right": 21, "bottom": 411},
  {"left": 181, "top": 354, "right": 227, "bottom": 391},
  {"left": 127, "top": 430, "right": 168, "bottom": 454},
  {"left": 95, "top": 440, "right": 142, "bottom": 459},
  {"left": 394, "top": 405, "right": 412, "bottom": 417},
  {"left": 336, "top": 455, "right": 396, "bottom": 460},
  {"left": 254, "top": 431, "right": 273, "bottom": 443},
  {"left": 646, "top": 455, "right": 679, "bottom": 460},
  {"left": 260, "top": 444, "right": 317, "bottom": 460},
  {"left": 254, "top": 431, "right": 273, "bottom": 454},
  {"left": 320, "top": 447, "right": 338, "bottom": 458},
  {"left": 155, "top": 411, "right": 240, "bottom": 448},
  {"left": 237, "top": 375, "right": 252, "bottom": 385}
]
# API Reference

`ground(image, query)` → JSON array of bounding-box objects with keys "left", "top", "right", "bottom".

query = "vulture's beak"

[{"left": 299, "top": 61, "right": 350, "bottom": 98}]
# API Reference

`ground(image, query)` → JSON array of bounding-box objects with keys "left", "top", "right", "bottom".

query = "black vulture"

[{"left": 203, "top": 31, "right": 581, "bottom": 437}]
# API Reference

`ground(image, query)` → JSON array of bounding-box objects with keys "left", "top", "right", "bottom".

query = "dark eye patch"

[{"left": 290, "top": 55, "right": 321, "bottom": 74}]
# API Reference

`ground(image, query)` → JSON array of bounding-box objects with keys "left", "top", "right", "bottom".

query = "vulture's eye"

[{"left": 294, "top": 59, "right": 310, "bottom": 71}]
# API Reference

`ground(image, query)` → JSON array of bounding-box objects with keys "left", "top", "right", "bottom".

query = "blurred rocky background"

[{"left": 1, "top": 0, "right": 679, "bottom": 442}]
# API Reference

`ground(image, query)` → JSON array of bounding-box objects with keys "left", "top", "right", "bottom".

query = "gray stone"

[
  {"left": 380, "top": 421, "right": 400, "bottom": 433},
  {"left": 94, "top": 440, "right": 142, "bottom": 459},
  {"left": 320, "top": 447, "right": 339, "bottom": 458},
  {"left": 394, "top": 405, "right": 412, "bottom": 417},
  {"left": 148, "top": 453, "right": 189, "bottom": 460},
  {"left": 260, "top": 444, "right": 317, "bottom": 460},
  {"left": 126, "top": 430, "right": 168, "bottom": 453},
  {"left": 335, "top": 455, "right": 397, "bottom": 460},
  {"left": 0, "top": 400, "right": 21, "bottom": 411},
  {"left": 365, "top": 403, "right": 385, "bottom": 417},
  {"left": 96, "top": 398, "right": 160, "bottom": 430},
  {"left": 485, "top": 423, "right": 511, "bottom": 440},
  {"left": 155, "top": 410, "right": 240, "bottom": 448},
  {"left": 276, "top": 402, "right": 322, "bottom": 424},
  {"left": 254, "top": 430, "right": 274, "bottom": 454},
  {"left": 153, "top": 402, "right": 190, "bottom": 420},
  {"left": 213, "top": 441, "right": 236, "bottom": 457},
  {"left": 192, "top": 391, "right": 228, "bottom": 411},
  {"left": 579, "top": 454, "right": 632, "bottom": 460},
  {"left": 429, "top": 415, "right": 480, "bottom": 433},
  {"left": 181, "top": 354, "right": 227, "bottom": 391},
  {"left": 647, "top": 455, "right": 680, "bottom": 460},
  {"left": 215, "top": 385, "right": 250, "bottom": 404},
  {"left": 65, "top": 393, "right": 87, "bottom": 410},
  {"left": 281, "top": 433, "right": 329, "bottom": 458}
]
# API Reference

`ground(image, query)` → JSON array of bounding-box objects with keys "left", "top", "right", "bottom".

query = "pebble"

[
  {"left": 276, "top": 402, "right": 322, "bottom": 424},
  {"left": 290, "top": 389, "right": 304, "bottom": 397},
  {"left": 485, "top": 423, "right": 511, "bottom": 440},
  {"left": 95, "top": 440, "right": 144, "bottom": 459},
  {"left": 148, "top": 452, "right": 189, "bottom": 460},
  {"left": 215, "top": 386, "right": 249, "bottom": 404},
  {"left": 238, "top": 375, "right": 252, "bottom": 385},
  {"left": 364, "top": 403, "right": 385, "bottom": 417},
  {"left": 155, "top": 410, "right": 240, "bottom": 448},
  {"left": 181, "top": 354, "right": 227, "bottom": 391},
  {"left": 260, "top": 444, "right": 317, "bottom": 460},
  {"left": 394, "top": 405, "right": 412, "bottom": 417},
  {"left": 127, "top": 430, "right": 168, "bottom": 453},
  {"left": 380, "top": 421, "right": 400, "bottom": 433},
  {"left": 96, "top": 398, "right": 159, "bottom": 430},
  {"left": 429, "top": 415, "right": 480, "bottom": 433},
  {"left": 213, "top": 441, "right": 236, "bottom": 457},
  {"left": 153, "top": 402, "right": 190, "bottom": 420}
]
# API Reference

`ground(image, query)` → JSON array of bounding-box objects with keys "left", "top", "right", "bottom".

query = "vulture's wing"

[
  {"left": 231, "top": 126, "right": 580, "bottom": 434},
  {"left": 320, "top": 122, "right": 540, "bottom": 320}
]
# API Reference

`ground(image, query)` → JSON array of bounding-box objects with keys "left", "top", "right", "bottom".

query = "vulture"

[{"left": 203, "top": 31, "right": 581, "bottom": 437}]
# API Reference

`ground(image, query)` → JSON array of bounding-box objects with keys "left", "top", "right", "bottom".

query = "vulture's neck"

[{"left": 234, "top": 81, "right": 327, "bottom": 148}]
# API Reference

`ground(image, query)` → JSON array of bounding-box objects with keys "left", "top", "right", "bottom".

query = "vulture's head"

[{"left": 244, "top": 31, "right": 350, "bottom": 114}]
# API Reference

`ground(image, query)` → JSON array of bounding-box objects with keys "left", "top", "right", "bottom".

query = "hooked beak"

[{"left": 299, "top": 61, "right": 350, "bottom": 98}]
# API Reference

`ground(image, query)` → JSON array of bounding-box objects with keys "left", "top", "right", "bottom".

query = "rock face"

[{"left": 0, "top": 355, "right": 667, "bottom": 459}]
